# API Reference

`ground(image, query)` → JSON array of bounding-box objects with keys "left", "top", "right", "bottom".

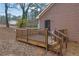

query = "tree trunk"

[
  {"left": 22, "top": 8, "right": 25, "bottom": 19},
  {"left": 25, "top": 4, "right": 31, "bottom": 19},
  {"left": 5, "top": 3, "right": 9, "bottom": 28}
]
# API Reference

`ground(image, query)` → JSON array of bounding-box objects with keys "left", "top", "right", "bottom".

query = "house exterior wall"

[{"left": 39, "top": 3, "right": 79, "bottom": 42}]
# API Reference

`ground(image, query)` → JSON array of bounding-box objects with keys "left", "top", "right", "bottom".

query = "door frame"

[{"left": 45, "top": 20, "right": 51, "bottom": 31}]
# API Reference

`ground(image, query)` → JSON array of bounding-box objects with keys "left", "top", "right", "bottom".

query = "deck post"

[
  {"left": 59, "top": 36, "right": 63, "bottom": 56},
  {"left": 27, "top": 29, "right": 28, "bottom": 43},
  {"left": 16, "top": 29, "right": 17, "bottom": 40},
  {"left": 64, "top": 30, "right": 68, "bottom": 49},
  {"left": 45, "top": 28, "right": 48, "bottom": 54}
]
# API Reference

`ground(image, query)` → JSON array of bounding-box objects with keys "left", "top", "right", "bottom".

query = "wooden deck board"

[
  {"left": 17, "top": 38, "right": 46, "bottom": 48},
  {"left": 28, "top": 39, "right": 46, "bottom": 48}
]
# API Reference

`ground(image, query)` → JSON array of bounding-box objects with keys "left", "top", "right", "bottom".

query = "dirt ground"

[{"left": 0, "top": 27, "right": 79, "bottom": 56}]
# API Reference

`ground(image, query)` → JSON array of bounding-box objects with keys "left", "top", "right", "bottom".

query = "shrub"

[{"left": 16, "top": 19, "right": 28, "bottom": 28}]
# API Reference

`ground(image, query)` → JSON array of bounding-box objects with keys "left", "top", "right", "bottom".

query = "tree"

[
  {"left": 5, "top": 3, "right": 9, "bottom": 28},
  {"left": 19, "top": 3, "right": 32, "bottom": 19},
  {"left": 4, "top": 3, "right": 19, "bottom": 27},
  {"left": 19, "top": 3, "right": 48, "bottom": 20},
  {"left": 28, "top": 3, "right": 48, "bottom": 20}
]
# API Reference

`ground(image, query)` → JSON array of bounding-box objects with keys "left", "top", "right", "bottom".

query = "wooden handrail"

[
  {"left": 49, "top": 31, "right": 63, "bottom": 55},
  {"left": 55, "top": 30, "right": 68, "bottom": 49},
  {"left": 49, "top": 31, "right": 62, "bottom": 40},
  {"left": 55, "top": 30, "right": 68, "bottom": 38}
]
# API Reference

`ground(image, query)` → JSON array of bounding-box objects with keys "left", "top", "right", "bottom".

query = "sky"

[{"left": 0, "top": 3, "right": 22, "bottom": 16}]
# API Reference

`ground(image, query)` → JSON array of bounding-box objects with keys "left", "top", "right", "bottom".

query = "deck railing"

[
  {"left": 48, "top": 31, "right": 63, "bottom": 55},
  {"left": 55, "top": 29, "right": 68, "bottom": 48},
  {"left": 16, "top": 28, "right": 68, "bottom": 55},
  {"left": 48, "top": 29, "right": 68, "bottom": 55}
]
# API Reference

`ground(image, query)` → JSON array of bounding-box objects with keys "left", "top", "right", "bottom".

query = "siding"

[{"left": 39, "top": 3, "right": 79, "bottom": 42}]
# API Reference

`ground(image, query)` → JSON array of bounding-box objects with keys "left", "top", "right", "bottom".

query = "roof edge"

[{"left": 36, "top": 3, "right": 55, "bottom": 19}]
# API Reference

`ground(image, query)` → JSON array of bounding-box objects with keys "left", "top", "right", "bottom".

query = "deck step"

[{"left": 48, "top": 44, "right": 60, "bottom": 52}]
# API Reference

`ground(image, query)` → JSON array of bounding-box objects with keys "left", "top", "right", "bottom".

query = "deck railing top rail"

[
  {"left": 55, "top": 30, "right": 68, "bottom": 38},
  {"left": 48, "top": 31, "right": 62, "bottom": 40}
]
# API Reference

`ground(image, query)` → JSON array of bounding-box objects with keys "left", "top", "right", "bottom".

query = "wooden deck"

[
  {"left": 16, "top": 28, "right": 68, "bottom": 55},
  {"left": 17, "top": 38, "right": 60, "bottom": 53}
]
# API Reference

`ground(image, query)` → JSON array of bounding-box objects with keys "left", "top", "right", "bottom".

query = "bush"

[{"left": 16, "top": 19, "right": 28, "bottom": 28}]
